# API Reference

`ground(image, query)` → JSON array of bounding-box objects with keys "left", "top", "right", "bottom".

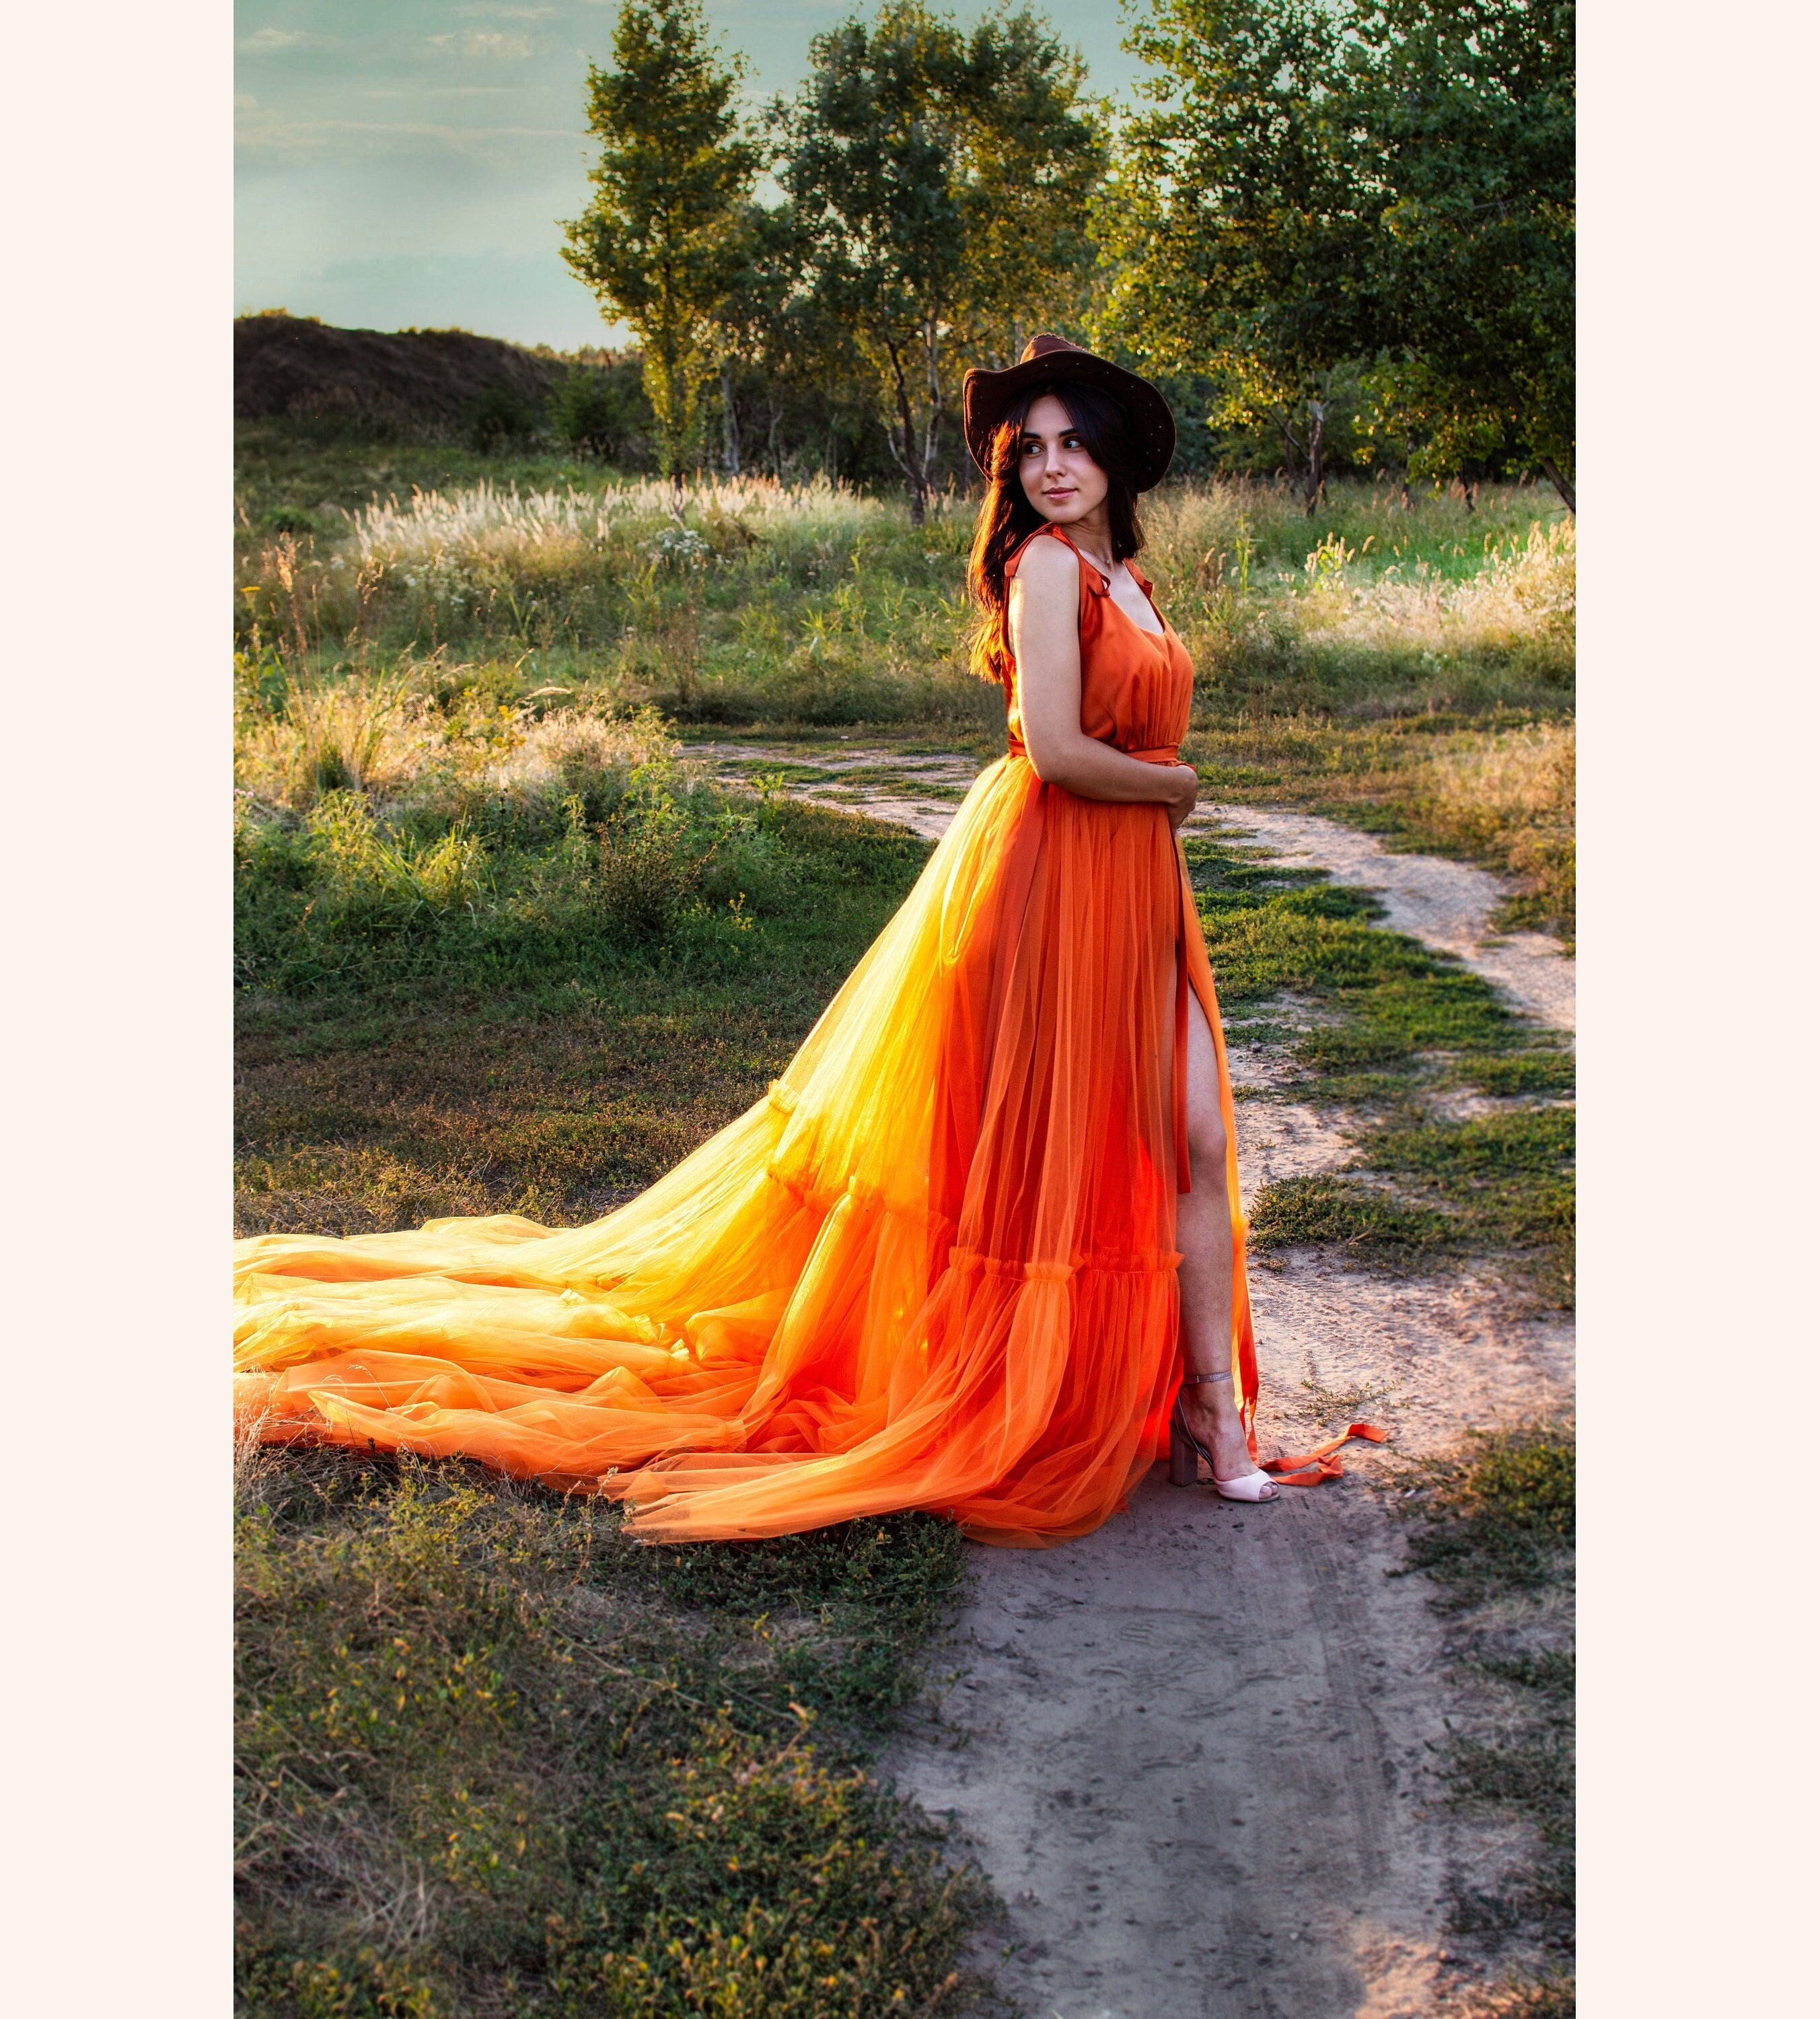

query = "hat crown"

[{"left": 1021, "top": 332, "right": 1081, "bottom": 365}]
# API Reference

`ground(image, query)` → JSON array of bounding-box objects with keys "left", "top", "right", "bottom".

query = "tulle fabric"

[{"left": 235, "top": 526, "right": 1256, "bottom": 1545}]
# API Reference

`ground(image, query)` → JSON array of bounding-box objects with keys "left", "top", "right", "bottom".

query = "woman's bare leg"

[{"left": 1172, "top": 966, "right": 1276, "bottom": 1492}]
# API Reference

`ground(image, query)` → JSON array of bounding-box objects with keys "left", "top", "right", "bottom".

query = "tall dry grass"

[
  {"left": 236, "top": 670, "right": 682, "bottom": 826},
  {"left": 1146, "top": 489, "right": 1575, "bottom": 711},
  {"left": 235, "top": 472, "right": 1572, "bottom": 731},
  {"left": 235, "top": 464, "right": 1574, "bottom": 927},
  {"left": 1408, "top": 720, "right": 1576, "bottom": 937}
]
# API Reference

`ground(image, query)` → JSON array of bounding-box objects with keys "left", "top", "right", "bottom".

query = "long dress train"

[{"left": 234, "top": 525, "right": 1258, "bottom": 1545}]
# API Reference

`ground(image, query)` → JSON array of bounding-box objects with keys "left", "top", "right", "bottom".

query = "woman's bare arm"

[{"left": 1009, "top": 537, "right": 1198, "bottom": 827}]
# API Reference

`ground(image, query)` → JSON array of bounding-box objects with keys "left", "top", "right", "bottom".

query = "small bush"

[
  {"left": 261, "top": 506, "right": 320, "bottom": 537},
  {"left": 466, "top": 387, "right": 540, "bottom": 454},
  {"left": 595, "top": 814, "right": 707, "bottom": 940},
  {"left": 696, "top": 817, "right": 800, "bottom": 915},
  {"left": 546, "top": 360, "right": 653, "bottom": 464},
  {"left": 238, "top": 670, "right": 418, "bottom": 812},
  {"left": 304, "top": 791, "right": 486, "bottom": 922}
]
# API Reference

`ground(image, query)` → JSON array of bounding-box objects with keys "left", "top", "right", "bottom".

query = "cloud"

[
  {"left": 238, "top": 27, "right": 324, "bottom": 52},
  {"left": 427, "top": 30, "right": 535, "bottom": 59},
  {"left": 235, "top": 113, "right": 582, "bottom": 163}
]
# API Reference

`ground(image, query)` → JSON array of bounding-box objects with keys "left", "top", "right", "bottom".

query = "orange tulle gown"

[{"left": 234, "top": 525, "right": 1257, "bottom": 1545}]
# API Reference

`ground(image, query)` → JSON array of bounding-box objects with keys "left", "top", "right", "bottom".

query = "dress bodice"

[{"left": 1002, "top": 522, "right": 1194, "bottom": 756}]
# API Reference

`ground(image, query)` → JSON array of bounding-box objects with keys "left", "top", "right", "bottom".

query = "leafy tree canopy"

[
  {"left": 1105, "top": 0, "right": 1575, "bottom": 509},
  {"left": 776, "top": 3, "right": 1103, "bottom": 520}
]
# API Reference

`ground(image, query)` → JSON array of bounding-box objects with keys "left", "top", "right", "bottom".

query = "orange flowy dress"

[{"left": 234, "top": 524, "right": 1258, "bottom": 1545}]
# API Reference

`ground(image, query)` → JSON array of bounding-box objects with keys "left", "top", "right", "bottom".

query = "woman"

[{"left": 235, "top": 335, "right": 1279, "bottom": 1543}]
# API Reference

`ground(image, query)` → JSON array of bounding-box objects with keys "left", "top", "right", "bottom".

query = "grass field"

[
  {"left": 236, "top": 425, "right": 1574, "bottom": 935},
  {"left": 235, "top": 425, "right": 1574, "bottom": 2012},
  {"left": 234, "top": 776, "right": 1000, "bottom": 2011},
  {"left": 236, "top": 1443, "right": 995, "bottom": 2016}
]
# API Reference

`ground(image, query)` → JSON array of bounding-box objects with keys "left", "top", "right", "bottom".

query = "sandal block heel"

[{"left": 1169, "top": 1411, "right": 1199, "bottom": 1487}]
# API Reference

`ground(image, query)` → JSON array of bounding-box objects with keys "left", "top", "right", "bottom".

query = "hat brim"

[{"left": 962, "top": 351, "right": 1177, "bottom": 491}]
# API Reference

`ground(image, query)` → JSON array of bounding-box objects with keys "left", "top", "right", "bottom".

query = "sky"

[{"left": 235, "top": 1, "right": 1154, "bottom": 349}]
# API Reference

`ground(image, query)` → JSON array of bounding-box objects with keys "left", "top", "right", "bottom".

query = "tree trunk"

[
  {"left": 883, "top": 341, "right": 928, "bottom": 526},
  {"left": 721, "top": 360, "right": 740, "bottom": 476},
  {"left": 1304, "top": 400, "right": 1325, "bottom": 518},
  {"left": 918, "top": 319, "right": 945, "bottom": 509},
  {"left": 1537, "top": 456, "right": 1576, "bottom": 514}
]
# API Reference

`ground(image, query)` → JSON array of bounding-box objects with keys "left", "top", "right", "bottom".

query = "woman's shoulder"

[{"left": 1007, "top": 526, "right": 1081, "bottom": 596}]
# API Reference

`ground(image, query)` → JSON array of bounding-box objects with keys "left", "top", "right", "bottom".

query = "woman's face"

[{"left": 1016, "top": 393, "right": 1109, "bottom": 529}]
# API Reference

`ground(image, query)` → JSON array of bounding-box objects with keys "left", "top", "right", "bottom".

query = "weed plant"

[
  {"left": 235, "top": 1442, "right": 993, "bottom": 2016},
  {"left": 1396, "top": 1425, "right": 1576, "bottom": 1993}
]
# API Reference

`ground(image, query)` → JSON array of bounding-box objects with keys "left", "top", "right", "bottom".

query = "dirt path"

[
  {"left": 686, "top": 744, "right": 1573, "bottom": 1034},
  {"left": 1190, "top": 804, "right": 1574, "bottom": 1036},
  {"left": 690, "top": 741, "right": 1575, "bottom": 2016}
]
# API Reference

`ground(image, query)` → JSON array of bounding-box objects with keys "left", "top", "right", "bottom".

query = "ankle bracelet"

[{"left": 1179, "top": 1370, "right": 1233, "bottom": 1387}]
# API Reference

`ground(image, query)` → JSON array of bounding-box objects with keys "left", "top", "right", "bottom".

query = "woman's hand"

[{"left": 1162, "top": 763, "right": 1199, "bottom": 832}]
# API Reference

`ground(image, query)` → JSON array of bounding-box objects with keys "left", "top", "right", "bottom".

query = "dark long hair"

[{"left": 966, "top": 380, "right": 1146, "bottom": 690}]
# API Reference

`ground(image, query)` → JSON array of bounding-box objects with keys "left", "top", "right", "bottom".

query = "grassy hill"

[{"left": 235, "top": 312, "right": 629, "bottom": 441}]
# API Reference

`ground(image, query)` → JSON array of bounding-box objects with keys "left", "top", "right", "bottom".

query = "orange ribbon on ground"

[{"left": 1261, "top": 1422, "right": 1389, "bottom": 1485}]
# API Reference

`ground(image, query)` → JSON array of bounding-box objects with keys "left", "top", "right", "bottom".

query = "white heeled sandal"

[{"left": 1169, "top": 1370, "right": 1280, "bottom": 1503}]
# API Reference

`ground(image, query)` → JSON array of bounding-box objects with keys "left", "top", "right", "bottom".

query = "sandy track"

[
  {"left": 682, "top": 742, "right": 977, "bottom": 842},
  {"left": 889, "top": 1479, "right": 1457, "bottom": 2019},
  {"left": 691, "top": 741, "right": 1574, "bottom": 2013},
  {"left": 887, "top": 1248, "right": 1570, "bottom": 2019}
]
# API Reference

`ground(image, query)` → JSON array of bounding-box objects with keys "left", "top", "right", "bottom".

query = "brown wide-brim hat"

[{"left": 962, "top": 334, "right": 1177, "bottom": 491}]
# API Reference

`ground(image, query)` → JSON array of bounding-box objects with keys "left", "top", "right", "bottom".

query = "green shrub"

[
  {"left": 595, "top": 814, "right": 707, "bottom": 940},
  {"left": 466, "top": 387, "right": 541, "bottom": 454},
  {"left": 304, "top": 791, "right": 486, "bottom": 921},
  {"left": 546, "top": 363, "right": 652, "bottom": 465}
]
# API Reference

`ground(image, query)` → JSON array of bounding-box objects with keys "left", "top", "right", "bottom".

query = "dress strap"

[{"left": 1004, "top": 522, "right": 1110, "bottom": 596}]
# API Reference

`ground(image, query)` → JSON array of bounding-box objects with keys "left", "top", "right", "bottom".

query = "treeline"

[{"left": 553, "top": 0, "right": 1572, "bottom": 516}]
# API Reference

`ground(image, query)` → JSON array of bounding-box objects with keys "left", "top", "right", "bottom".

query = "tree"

[
  {"left": 561, "top": 0, "right": 757, "bottom": 481},
  {"left": 949, "top": 11, "right": 1105, "bottom": 367},
  {"left": 1348, "top": 1, "right": 1576, "bottom": 509},
  {"left": 1107, "top": 0, "right": 1576, "bottom": 511},
  {"left": 776, "top": 5, "right": 968, "bottom": 524},
  {"left": 778, "top": 3, "right": 1101, "bottom": 522},
  {"left": 1105, "top": 0, "right": 1380, "bottom": 513}
]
